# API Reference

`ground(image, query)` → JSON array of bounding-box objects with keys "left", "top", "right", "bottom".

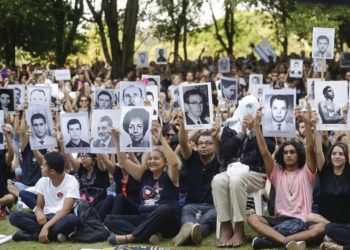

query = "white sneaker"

[
  {"left": 172, "top": 222, "right": 192, "bottom": 246},
  {"left": 191, "top": 223, "right": 202, "bottom": 245},
  {"left": 296, "top": 241, "right": 306, "bottom": 250},
  {"left": 285, "top": 240, "right": 298, "bottom": 250},
  {"left": 57, "top": 233, "right": 67, "bottom": 243}
]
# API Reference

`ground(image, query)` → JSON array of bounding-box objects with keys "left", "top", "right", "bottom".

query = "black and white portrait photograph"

[
  {"left": 61, "top": 112, "right": 90, "bottom": 153},
  {"left": 55, "top": 69, "right": 71, "bottom": 81},
  {"left": 0, "top": 111, "right": 3, "bottom": 150},
  {"left": 36, "top": 82, "right": 59, "bottom": 102},
  {"left": 262, "top": 89, "right": 296, "bottom": 138},
  {"left": 249, "top": 84, "right": 271, "bottom": 101},
  {"left": 0, "top": 88, "right": 15, "bottom": 112},
  {"left": 146, "top": 85, "right": 159, "bottom": 120},
  {"left": 315, "top": 81, "right": 347, "bottom": 130},
  {"left": 340, "top": 52, "right": 350, "bottom": 68},
  {"left": 312, "top": 27, "right": 335, "bottom": 60},
  {"left": 155, "top": 48, "right": 167, "bottom": 64},
  {"left": 289, "top": 59, "right": 303, "bottom": 78},
  {"left": 137, "top": 51, "right": 149, "bottom": 68},
  {"left": 313, "top": 58, "right": 328, "bottom": 73},
  {"left": 120, "top": 82, "right": 146, "bottom": 107},
  {"left": 218, "top": 57, "right": 230, "bottom": 73},
  {"left": 249, "top": 74, "right": 263, "bottom": 86},
  {"left": 27, "top": 85, "right": 51, "bottom": 109},
  {"left": 119, "top": 106, "right": 152, "bottom": 153},
  {"left": 8, "top": 85, "right": 25, "bottom": 110},
  {"left": 169, "top": 85, "right": 181, "bottom": 109},
  {"left": 141, "top": 74, "right": 161, "bottom": 89},
  {"left": 307, "top": 78, "right": 321, "bottom": 111},
  {"left": 94, "top": 89, "right": 117, "bottom": 109},
  {"left": 26, "top": 108, "right": 57, "bottom": 150},
  {"left": 220, "top": 76, "right": 237, "bottom": 104},
  {"left": 91, "top": 109, "right": 120, "bottom": 154},
  {"left": 180, "top": 82, "right": 214, "bottom": 130}
]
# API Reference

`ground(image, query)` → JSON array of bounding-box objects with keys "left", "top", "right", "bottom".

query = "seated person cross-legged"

[
  {"left": 248, "top": 106, "right": 325, "bottom": 249},
  {"left": 9, "top": 152, "right": 80, "bottom": 243},
  {"left": 104, "top": 128, "right": 181, "bottom": 245}
]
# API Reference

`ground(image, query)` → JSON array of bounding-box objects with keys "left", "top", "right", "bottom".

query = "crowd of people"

[{"left": 0, "top": 52, "right": 350, "bottom": 250}]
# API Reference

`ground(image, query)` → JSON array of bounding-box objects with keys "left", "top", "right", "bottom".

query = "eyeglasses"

[
  {"left": 80, "top": 99, "right": 88, "bottom": 102},
  {"left": 188, "top": 102, "right": 203, "bottom": 106},
  {"left": 197, "top": 141, "right": 213, "bottom": 146},
  {"left": 165, "top": 133, "right": 175, "bottom": 138}
]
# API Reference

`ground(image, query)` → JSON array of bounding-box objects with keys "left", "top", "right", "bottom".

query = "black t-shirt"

[
  {"left": 0, "top": 150, "right": 15, "bottom": 197},
  {"left": 182, "top": 150, "right": 220, "bottom": 204},
  {"left": 21, "top": 144, "right": 45, "bottom": 186},
  {"left": 139, "top": 170, "right": 179, "bottom": 215},
  {"left": 319, "top": 164, "right": 350, "bottom": 224},
  {"left": 75, "top": 164, "right": 109, "bottom": 191},
  {"left": 114, "top": 167, "right": 140, "bottom": 203}
]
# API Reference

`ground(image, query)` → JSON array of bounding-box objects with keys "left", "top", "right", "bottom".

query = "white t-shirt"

[{"left": 36, "top": 174, "right": 80, "bottom": 214}]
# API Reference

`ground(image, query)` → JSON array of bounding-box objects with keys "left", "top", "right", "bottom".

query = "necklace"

[{"left": 285, "top": 171, "right": 295, "bottom": 196}]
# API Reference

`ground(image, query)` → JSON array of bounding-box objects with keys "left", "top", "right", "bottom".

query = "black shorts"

[{"left": 262, "top": 216, "right": 317, "bottom": 228}]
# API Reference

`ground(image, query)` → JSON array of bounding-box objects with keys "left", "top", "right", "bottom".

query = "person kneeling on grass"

[
  {"left": 248, "top": 106, "right": 325, "bottom": 249},
  {"left": 9, "top": 152, "right": 80, "bottom": 243}
]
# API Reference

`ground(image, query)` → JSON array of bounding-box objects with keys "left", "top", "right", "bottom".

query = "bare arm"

[
  {"left": 65, "top": 153, "right": 81, "bottom": 173},
  {"left": 20, "top": 105, "right": 29, "bottom": 150},
  {"left": 112, "top": 129, "right": 145, "bottom": 182},
  {"left": 254, "top": 107, "right": 274, "bottom": 177},
  {"left": 313, "top": 111, "right": 325, "bottom": 171},
  {"left": 160, "top": 133, "right": 179, "bottom": 187},
  {"left": 178, "top": 111, "right": 192, "bottom": 160},
  {"left": 301, "top": 105, "right": 317, "bottom": 173},
  {"left": 3, "top": 125, "right": 14, "bottom": 167}
]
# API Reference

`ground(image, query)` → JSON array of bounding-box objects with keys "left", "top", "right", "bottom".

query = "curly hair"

[{"left": 275, "top": 141, "right": 305, "bottom": 169}]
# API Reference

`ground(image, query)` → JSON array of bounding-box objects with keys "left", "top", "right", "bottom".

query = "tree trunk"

[
  {"left": 281, "top": 13, "right": 288, "bottom": 56},
  {"left": 4, "top": 37, "right": 15, "bottom": 67},
  {"left": 174, "top": 25, "right": 181, "bottom": 62},
  {"left": 183, "top": 24, "right": 188, "bottom": 61},
  {"left": 121, "top": 0, "right": 139, "bottom": 78},
  {"left": 52, "top": 0, "right": 65, "bottom": 67}
]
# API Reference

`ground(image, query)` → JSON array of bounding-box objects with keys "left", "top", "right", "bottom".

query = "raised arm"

[
  {"left": 20, "top": 103, "right": 29, "bottom": 150},
  {"left": 3, "top": 125, "right": 14, "bottom": 167},
  {"left": 65, "top": 153, "right": 81, "bottom": 173},
  {"left": 112, "top": 128, "right": 146, "bottom": 182},
  {"left": 178, "top": 111, "right": 192, "bottom": 160},
  {"left": 254, "top": 107, "right": 274, "bottom": 177},
  {"left": 298, "top": 105, "right": 317, "bottom": 173},
  {"left": 313, "top": 112, "right": 325, "bottom": 171}
]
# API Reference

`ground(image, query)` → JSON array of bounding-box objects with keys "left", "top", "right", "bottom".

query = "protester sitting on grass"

[
  {"left": 105, "top": 126, "right": 180, "bottom": 245},
  {"left": 248, "top": 106, "right": 324, "bottom": 249},
  {"left": 9, "top": 152, "right": 80, "bottom": 243}
]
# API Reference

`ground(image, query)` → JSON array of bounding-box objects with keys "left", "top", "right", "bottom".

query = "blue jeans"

[
  {"left": 9, "top": 211, "right": 79, "bottom": 241},
  {"left": 181, "top": 203, "right": 216, "bottom": 237},
  {"left": 19, "top": 190, "right": 37, "bottom": 209}
]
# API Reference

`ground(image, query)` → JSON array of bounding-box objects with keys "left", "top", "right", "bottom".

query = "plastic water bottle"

[
  {"left": 195, "top": 210, "right": 202, "bottom": 220},
  {"left": 16, "top": 198, "right": 23, "bottom": 211}
]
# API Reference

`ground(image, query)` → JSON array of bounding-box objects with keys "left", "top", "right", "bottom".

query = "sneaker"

[
  {"left": 252, "top": 236, "right": 283, "bottom": 249},
  {"left": 57, "top": 233, "right": 67, "bottom": 243},
  {"left": 285, "top": 240, "right": 298, "bottom": 250},
  {"left": 172, "top": 222, "right": 192, "bottom": 246},
  {"left": 12, "top": 231, "right": 33, "bottom": 241},
  {"left": 320, "top": 242, "right": 342, "bottom": 250},
  {"left": 191, "top": 223, "right": 202, "bottom": 245},
  {"left": 149, "top": 234, "right": 162, "bottom": 245},
  {"left": 324, "top": 235, "right": 334, "bottom": 242},
  {"left": 296, "top": 241, "right": 306, "bottom": 250}
]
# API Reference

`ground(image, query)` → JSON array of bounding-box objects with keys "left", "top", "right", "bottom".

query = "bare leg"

[
  {"left": 7, "top": 180, "right": 19, "bottom": 198},
  {"left": 307, "top": 213, "right": 330, "bottom": 224},
  {"left": 248, "top": 214, "right": 286, "bottom": 244},
  {"left": 0, "top": 194, "right": 15, "bottom": 207},
  {"left": 217, "top": 221, "right": 234, "bottom": 247},
  {"left": 286, "top": 223, "right": 325, "bottom": 242},
  {"left": 229, "top": 221, "right": 248, "bottom": 246}
]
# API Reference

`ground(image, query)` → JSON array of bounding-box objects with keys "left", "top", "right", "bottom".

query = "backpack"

[{"left": 70, "top": 199, "right": 109, "bottom": 243}]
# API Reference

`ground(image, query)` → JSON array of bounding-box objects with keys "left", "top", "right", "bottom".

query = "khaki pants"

[{"left": 211, "top": 171, "right": 266, "bottom": 223}]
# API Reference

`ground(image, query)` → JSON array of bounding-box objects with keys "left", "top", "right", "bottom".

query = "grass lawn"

[{"left": 0, "top": 215, "right": 255, "bottom": 250}]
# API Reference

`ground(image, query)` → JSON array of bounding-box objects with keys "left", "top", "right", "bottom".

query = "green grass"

[{"left": 0, "top": 216, "right": 254, "bottom": 250}]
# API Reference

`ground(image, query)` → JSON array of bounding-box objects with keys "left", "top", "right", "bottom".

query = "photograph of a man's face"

[
  {"left": 28, "top": 86, "right": 51, "bottom": 108},
  {"left": 218, "top": 57, "right": 230, "bottom": 73},
  {"left": 180, "top": 82, "right": 214, "bottom": 130},
  {"left": 249, "top": 74, "right": 263, "bottom": 86},
  {"left": 121, "top": 82, "right": 146, "bottom": 107},
  {"left": 312, "top": 27, "right": 335, "bottom": 59},
  {"left": 137, "top": 51, "right": 149, "bottom": 68},
  {"left": 95, "top": 89, "right": 115, "bottom": 109},
  {"left": 262, "top": 89, "right": 296, "bottom": 138},
  {"left": 221, "top": 77, "right": 237, "bottom": 103},
  {"left": 61, "top": 112, "right": 90, "bottom": 153},
  {"left": 156, "top": 48, "right": 167, "bottom": 64},
  {"left": 290, "top": 59, "right": 303, "bottom": 78}
]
